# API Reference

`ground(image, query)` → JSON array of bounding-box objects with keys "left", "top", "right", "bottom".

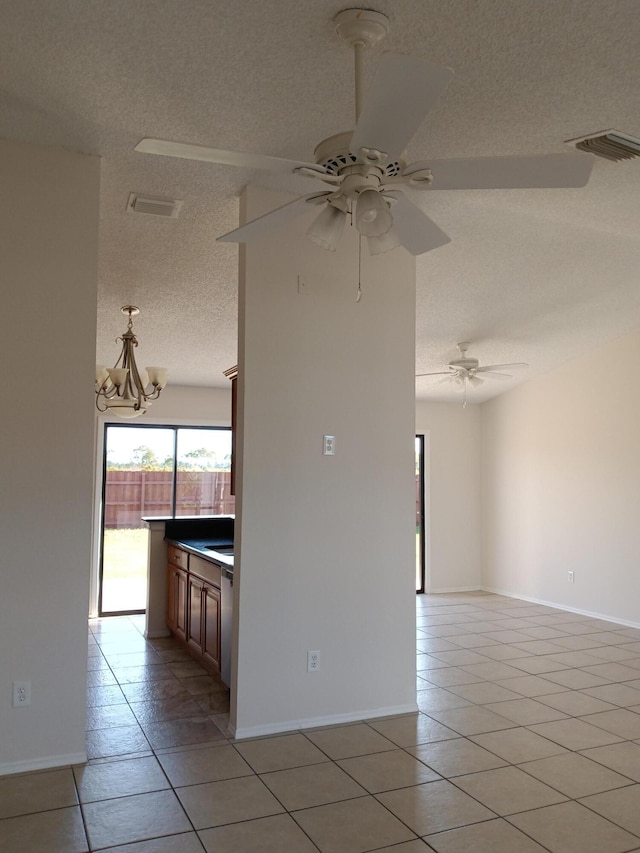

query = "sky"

[{"left": 105, "top": 425, "right": 232, "bottom": 466}]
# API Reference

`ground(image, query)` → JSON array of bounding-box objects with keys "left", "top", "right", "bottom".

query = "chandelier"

[{"left": 95, "top": 306, "right": 167, "bottom": 419}]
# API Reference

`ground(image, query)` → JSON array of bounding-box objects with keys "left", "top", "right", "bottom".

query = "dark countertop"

[
  {"left": 161, "top": 515, "right": 234, "bottom": 540},
  {"left": 156, "top": 516, "right": 235, "bottom": 579}
]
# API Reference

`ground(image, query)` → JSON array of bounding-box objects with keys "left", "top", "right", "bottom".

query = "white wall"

[
  {"left": 416, "top": 402, "right": 482, "bottom": 592},
  {"left": 482, "top": 328, "right": 640, "bottom": 624},
  {"left": 0, "top": 139, "right": 100, "bottom": 774},
  {"left": 233, "top": 186, "right": 418, "bottom": 737},
  {"left": 133, "top": 384, "right": 232, "bottom": 425}
]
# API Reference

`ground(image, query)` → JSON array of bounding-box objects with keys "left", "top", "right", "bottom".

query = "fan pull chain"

[{"left": 356, "top": 234, "right": 363, "bottom": 302}]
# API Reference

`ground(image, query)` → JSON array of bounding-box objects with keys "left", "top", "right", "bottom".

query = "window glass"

[
  {"left": 176, "top": 428, "right": 234, "bottom": 517},
  {"left": 100, "top": 425, "right": 234, "bottom": 615}
]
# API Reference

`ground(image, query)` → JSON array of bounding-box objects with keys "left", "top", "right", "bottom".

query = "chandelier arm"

[
  {"left": 95, "top": 394, "right": 109, "bottom": 413},
  {"left": 144, "top": 386, "right": 163, "bottom": 401}
]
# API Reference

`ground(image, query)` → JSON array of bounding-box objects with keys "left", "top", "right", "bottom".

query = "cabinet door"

[
  {"left": 167, "top": 565, "right": 187, "bottom": 641},
  {"left": 167, "top": 566, "right": 178, "bottom": 632},
  {"left": 202, "top": 584, "right": 221, "bottom": 672},
  {"left": 187, "top": 575, "right": 204, "bottom": 652},
  {"left": 175, "top": 567, "right": 188, "bottom": 641}
]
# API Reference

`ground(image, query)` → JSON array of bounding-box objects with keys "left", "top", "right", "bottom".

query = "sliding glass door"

[{"left": 99, "top": 424, "right": 234, "bottom": 615}]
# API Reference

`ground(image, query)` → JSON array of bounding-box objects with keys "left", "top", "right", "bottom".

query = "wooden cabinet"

[
  {"left": 167, "top": 547, "right": 188, "bottom": 641},
  {"left": 166, "top": 543, "right": 222, "bottom": 677},
  {"left": 187, "top": 574, "right": 204, "bottom": 652},
  {"left": 168, "top": 567, "right": 187, "bottom": 640},
  {"left": 202, "top": 583, "right": 221, "bottom": 671}
]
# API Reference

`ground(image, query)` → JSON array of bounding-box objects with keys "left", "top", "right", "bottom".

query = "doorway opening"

[{"left": 99, "top": 424, "right": 234, "bottom": 616}]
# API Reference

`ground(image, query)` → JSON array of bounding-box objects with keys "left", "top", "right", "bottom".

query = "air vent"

[
  {"left": 127, "top": 193, "right": 183, "bottom": 217},
  {"left": 566, "top": 130, "right": 640, "bottom": 162}
]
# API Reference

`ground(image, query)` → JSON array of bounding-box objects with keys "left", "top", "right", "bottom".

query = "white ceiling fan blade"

[
  {"left": 350, "top": 54, "right": 454, "bottom": 161},
  {"left": 217, "top": 193, "right": 330, "bottom": 244},
  {"left": 386, "top": 192, "right": 451, "bottom": 256},
  {"left": 135, "top": 138, "right": 327, "bottom": 177},
  {"left": 404, "top": 153, "right": 594, "bottom": 190},
  {"left": 475, "top": 362, "right": 528, "bottom": 372},
  {"left": 415, "top": 370, "right": 453, "bottom": 378},
  {"left": 475, "top": 371, "right": 513, "bottom": 380}
]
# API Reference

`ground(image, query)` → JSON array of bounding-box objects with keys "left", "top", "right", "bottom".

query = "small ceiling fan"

[
  {"left": 416, "top": 342, "right": 528, "bottom": 406},
  {"left": 135, "top": 8, "right": 594, "bottom": 256}
]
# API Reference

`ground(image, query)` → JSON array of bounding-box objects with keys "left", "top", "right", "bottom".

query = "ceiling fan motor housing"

[
  {"left": 313, "top": 131, "right": 404, "bottom": 177},
  {"left": 450, "top": 357, "right": 479, "bottom": 372}
]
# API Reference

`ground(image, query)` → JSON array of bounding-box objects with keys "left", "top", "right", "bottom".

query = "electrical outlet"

[
  {"left": 12, "top": 681, "right": 31, "bottom": 707},
  {"left": 568, "top": 571, "right": 575, "bottom": 584},
  {"left": 307, "top": 650, "right": 320, "bottom": 672},
  {"left": 323, "top": 435, "right": 335, "bottom": 456}
]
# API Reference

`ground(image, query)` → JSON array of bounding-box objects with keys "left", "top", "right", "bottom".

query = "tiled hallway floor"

[{"left": 3, "top": 592, "right": 640, "bottom": 851}]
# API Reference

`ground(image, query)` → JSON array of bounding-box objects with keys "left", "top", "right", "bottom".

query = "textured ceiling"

[{"left": 2, "top": 0, "right": 640, "bottom": 402}]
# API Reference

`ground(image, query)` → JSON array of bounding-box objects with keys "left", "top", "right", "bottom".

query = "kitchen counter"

[
  {"left": 143, "top": 515, "right": 234, "bottom": 640},
  {"left": 165, "top": 538, "right": 234, "bottom": 578},
  {"left": 164, "top": 530, "right": 235, "bottom": 687},
  {"left": 162, "top": 515, "right": 234, "bottom": 576}
]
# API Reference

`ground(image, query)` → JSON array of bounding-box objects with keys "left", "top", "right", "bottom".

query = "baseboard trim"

[
  {"left": 0, "top": 751, "right": 87, "bottom": 777},
  {"left": 232, "top": 702, "right": 419, "bottom": 741},
  {"left": 482, "top": 586, "right": 640, "bottom": 631},
  {"left": 425, "top": 586, "right": 483, "bottom": 595}
]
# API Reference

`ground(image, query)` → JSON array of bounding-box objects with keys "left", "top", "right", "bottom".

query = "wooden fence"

[
  {"left": 105, "top": 470, "right": 422, "bottom": 530},
  {"left": 104, "top": 470, "right": 235, "bottom": 528}
]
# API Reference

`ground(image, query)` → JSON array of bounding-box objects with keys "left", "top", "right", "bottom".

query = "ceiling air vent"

[
  {"left": 127, "top": 193, "right": 183, "bottom": 217},
  {"left": 566, "top": 130, "right": 640, "bottom": 162}
]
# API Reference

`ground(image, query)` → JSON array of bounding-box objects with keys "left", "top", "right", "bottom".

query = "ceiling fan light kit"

[
  {"left": 367, "top": 225, "right": 401, "bottom": 255},
  {"left": 307, "top": 202, "right": 346, "bottom": 251},
  {"left": 135, "top": 7, "right": 595, "bottom": 257},
  {"left": 356, "top": 187, "right": 393, "bottom": 236}
]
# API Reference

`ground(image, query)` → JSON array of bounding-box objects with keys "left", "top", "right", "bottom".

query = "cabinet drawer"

[
  {"left": 167, "top": 544, "right": 189, "bottom": 571},
  {"left": 190, "top": 555, "right": 221, "bottom": 587}
]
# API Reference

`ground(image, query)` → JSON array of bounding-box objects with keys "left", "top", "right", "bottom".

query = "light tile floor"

[{"left": 3, "top": 592, "right": 640, "bottom": 851}]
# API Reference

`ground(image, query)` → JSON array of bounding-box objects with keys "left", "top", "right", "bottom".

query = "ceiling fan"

[
  {"left": 416, "top": 342, "right": 528, "bottom": 406},
  {"left": 135, "top": 8, "right": 594, "bottom": 257}
]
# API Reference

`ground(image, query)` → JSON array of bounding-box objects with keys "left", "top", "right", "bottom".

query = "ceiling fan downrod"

[{"left": 334, "top": 9, "right": 390, "bottom": 123}]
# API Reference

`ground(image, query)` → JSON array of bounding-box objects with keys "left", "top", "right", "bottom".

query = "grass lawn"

[{"left": 102, "top": 527, "right": 149, "bottom": 612}]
